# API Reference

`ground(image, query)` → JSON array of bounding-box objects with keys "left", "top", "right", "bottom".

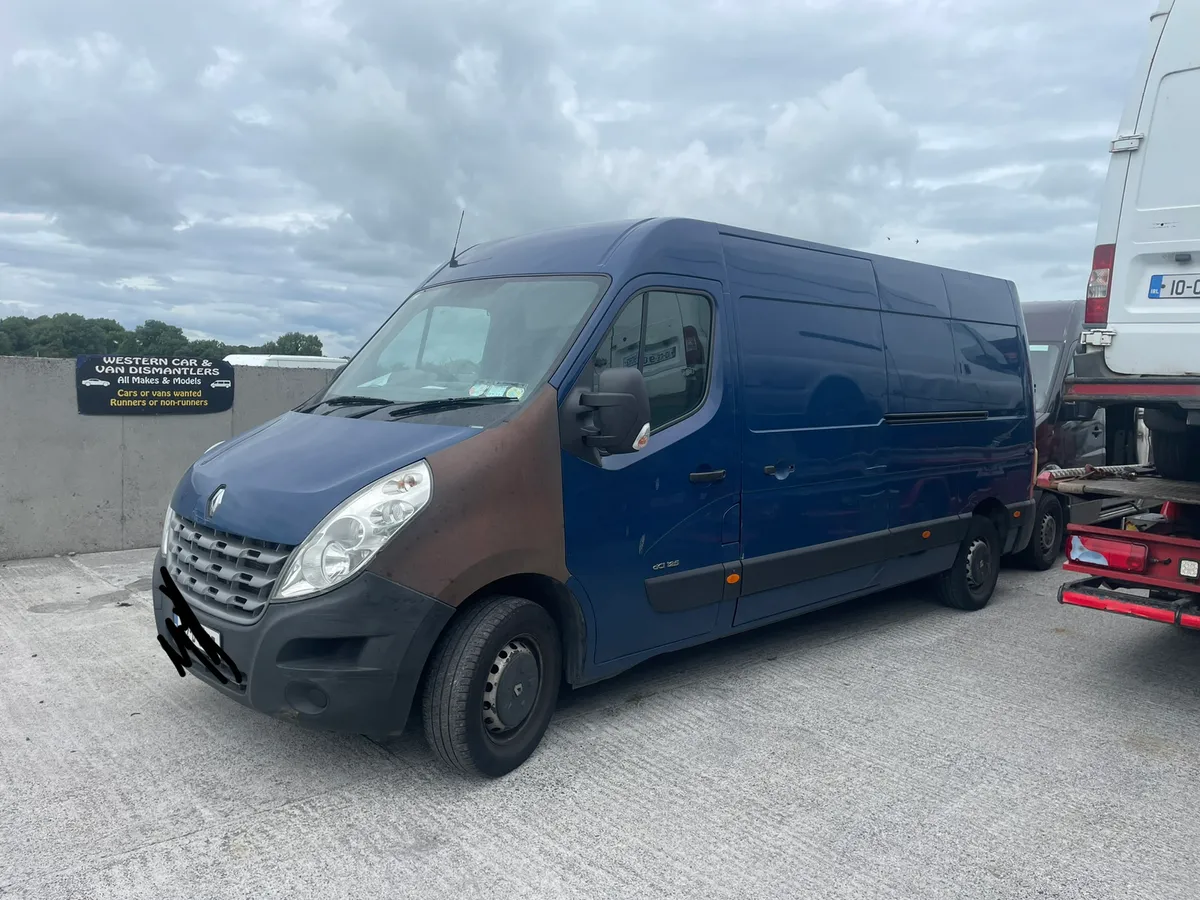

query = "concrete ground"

[{"left": 2, "top": 549, "right": 1199, "bottom": 900}]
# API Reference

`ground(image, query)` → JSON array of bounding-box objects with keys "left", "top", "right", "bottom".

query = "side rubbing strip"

[
  {"left": 740, "top": 516, "right": 970, "bottom": 597},
  {"left": 645, "top": 562, "right": 726, "bottom": 613},
  {"left": 884, "top": 410, "right": 989, "bottom": 425}
]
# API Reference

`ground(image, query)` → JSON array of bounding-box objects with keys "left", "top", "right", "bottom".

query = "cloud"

[{"left": 0, "top": 0, "right": 1162, "bottom": 355}]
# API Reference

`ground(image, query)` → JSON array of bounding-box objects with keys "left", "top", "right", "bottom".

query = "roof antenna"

[{"left": 448, "top": 208, "right": 466, "bottom": 268}]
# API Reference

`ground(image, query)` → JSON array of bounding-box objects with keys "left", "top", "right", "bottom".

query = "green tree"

[
  {"left": 265, "top": 331, "right": 324, "bottom": 356},
  {"left": 0, "top": 312, "right": 325, "bottom": 361},
  {"left": 186, "top": 339, "right": 228, "bottom": 361},
  {"left": 119, "top": 319, "right": 190, "bottom": 357}
]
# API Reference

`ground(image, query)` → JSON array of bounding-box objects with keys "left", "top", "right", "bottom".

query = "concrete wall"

[{"left": 0, "top": 357, "right": 338, "bottom": 561}]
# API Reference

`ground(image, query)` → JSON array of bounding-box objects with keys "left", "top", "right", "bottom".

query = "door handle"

[{"left": 690, "top": 469, "right": 726, "bottom": 483}]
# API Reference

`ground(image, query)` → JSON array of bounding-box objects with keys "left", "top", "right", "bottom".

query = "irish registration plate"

[
  {"left": 1148, "top": 274, "right": 1200, "bottom": 299},
  {"left": 173, "top": 614, "right": 221, "bottom": 648},
  {"left": 644, "top": 346, "right": 677, "bottom": 367}
]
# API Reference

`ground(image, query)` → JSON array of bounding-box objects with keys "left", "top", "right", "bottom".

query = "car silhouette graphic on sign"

[
  {"left": 81, "top": 378, "right": 110, "bottom": 387},
  {"left": 210, "top": 380, "right": 231, "bottom": 388}
]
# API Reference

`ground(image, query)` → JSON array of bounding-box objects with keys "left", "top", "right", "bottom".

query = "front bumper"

[{"left": 151, "top": 551, "right": 454, "bottom": 739}]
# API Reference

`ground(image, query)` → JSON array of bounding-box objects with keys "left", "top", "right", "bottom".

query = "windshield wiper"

[
  {"left": 387, "top": 396, "right": 519, "bottom": 419},
  {"left": 299, "top": 394, "right": 397, "bottom": 414}
]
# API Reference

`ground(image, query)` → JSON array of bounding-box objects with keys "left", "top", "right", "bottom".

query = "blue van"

[{"left": 153, "top": 217, "right": 1037, "bottom": 777}]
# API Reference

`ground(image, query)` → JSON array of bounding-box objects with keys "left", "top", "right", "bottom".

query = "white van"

[{"left": 1069, "top": 0, "right": 1200, "bottom": 478}]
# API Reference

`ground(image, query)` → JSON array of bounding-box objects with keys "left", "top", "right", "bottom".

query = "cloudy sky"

[{"left": 0, "top": 0, "right": 1159, "bottom": 356}]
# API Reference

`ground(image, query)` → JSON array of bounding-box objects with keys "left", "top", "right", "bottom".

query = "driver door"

[{"left": 560, "top": 276, "right": 741, "bottom": 665}]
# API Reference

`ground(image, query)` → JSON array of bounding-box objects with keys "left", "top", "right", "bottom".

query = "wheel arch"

[
  {"left": 971, "top": 496, "right": 1010, "bottom": 548},
  {"left": 451, "top": 573, "right": 588, "bottom": 686}
]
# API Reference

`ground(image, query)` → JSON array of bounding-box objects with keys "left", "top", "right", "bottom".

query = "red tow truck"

[{"left": 1039, "top": 464, "right": 1200, "bottom": 631}]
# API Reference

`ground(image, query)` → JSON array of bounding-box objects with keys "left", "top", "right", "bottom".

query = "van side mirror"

[{"left": 578, "top": 367, "right": 652, "bottom": 454}]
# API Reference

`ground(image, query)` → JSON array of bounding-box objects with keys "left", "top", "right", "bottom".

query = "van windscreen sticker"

[{"left": 468, "top": 382, "right": 526, "bottom": 400}]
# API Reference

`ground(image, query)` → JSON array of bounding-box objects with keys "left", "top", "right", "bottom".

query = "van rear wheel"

[
  {"left": 935, "top": 515, "right": 1001, "bottom": 611},
  {"left": 421, "top": 595, "right": 561, "bottom": 778},
  {"left": 1016, "top": 493, "right": 1064, "bottom": 571}
]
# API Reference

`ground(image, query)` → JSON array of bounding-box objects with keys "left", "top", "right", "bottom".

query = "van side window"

[{"left": 591, "top": 290, "right": 714, "bottom": 432}]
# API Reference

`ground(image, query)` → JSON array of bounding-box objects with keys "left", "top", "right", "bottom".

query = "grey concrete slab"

[
  {"left": 0, "top": 358, "right": 340, "bottom": 561},
  {"left": 2, "top": 551, "right": 1200, "bottom": 899}
]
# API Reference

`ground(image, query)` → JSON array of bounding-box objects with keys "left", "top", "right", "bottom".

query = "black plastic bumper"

[{"left": 152, "top": 551, "right": 454, "bottom": 739}]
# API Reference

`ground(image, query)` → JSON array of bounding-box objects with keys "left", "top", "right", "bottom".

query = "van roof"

[{"left": 423, "top": 217, "right": 1015, "bottom": 293}]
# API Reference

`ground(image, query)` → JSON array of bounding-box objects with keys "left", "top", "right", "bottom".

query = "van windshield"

[
  {"left": 322, "top": 274, "right": 609, "bottom": 411},
  {"left": 1028, "top": 342, "right": 1062, "bottom": 413}
]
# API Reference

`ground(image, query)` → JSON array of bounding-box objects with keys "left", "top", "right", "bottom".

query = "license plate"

[
  {"left": 1148, "top": 274, "right": 1200, "bottom": 299},
  {"left": 644, "top": 345, "right": 677, "bottom": 367},
  {"left": 173, "top": 614, "right": 221, "bottom": 648}
]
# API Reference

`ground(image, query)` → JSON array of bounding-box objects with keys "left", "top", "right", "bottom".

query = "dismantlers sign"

[{"left": 76, "top": 355, "right": 235, "bottom": 415}]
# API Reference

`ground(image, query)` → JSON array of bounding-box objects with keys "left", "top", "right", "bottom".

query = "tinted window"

[
  {"left": 1028, "top": 343, "right": 1063, "bottom": 413},
  {"left": 591, "top": 290, "right": 714, "bottom": 431}
]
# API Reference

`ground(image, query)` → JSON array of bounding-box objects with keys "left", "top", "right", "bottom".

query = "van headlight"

[
  {"left": 271, "top": 460, "right": 433, "bottom": 601},
  {"left": 160, "top": 506, "right": 174, "bottom": 556}
]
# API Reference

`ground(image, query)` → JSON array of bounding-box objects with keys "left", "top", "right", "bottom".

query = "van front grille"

[{"left": 164, "top": 512, "right": 293, "bottom": 623}]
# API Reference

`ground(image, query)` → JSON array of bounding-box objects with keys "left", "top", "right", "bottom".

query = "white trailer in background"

[{"left": 223, "top": 354, "right": 348, "bottom": 369}]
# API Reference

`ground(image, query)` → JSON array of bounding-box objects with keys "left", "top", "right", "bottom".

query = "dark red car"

[{"left": 1018, "top": 299, "right": 1148, "bottom": 569}]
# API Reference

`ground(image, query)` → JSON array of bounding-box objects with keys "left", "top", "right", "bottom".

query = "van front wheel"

[
  {"left": 935, "top": 515, "right": 1001, "bottom": 611},
  {"left": 421, "top": 595, "right": 562, "bottom": 778}
]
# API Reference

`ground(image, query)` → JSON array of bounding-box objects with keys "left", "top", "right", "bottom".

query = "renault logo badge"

[{"left": 207, "top": 485, "right": 226, "bottom": 519}]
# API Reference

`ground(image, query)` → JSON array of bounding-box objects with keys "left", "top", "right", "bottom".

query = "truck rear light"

[
  {"left": 1066, "top": 533, "right": 1148, "bottom": 573},
  {"left": 1085, "top": 244, "right": 1115, "bottom": 324}
]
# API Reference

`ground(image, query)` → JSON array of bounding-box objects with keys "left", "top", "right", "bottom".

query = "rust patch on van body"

[{"left": 366, "top": 385, "right": 569, "bottom": 606}]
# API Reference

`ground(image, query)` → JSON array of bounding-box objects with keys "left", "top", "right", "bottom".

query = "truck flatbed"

[{"left": 1037, "top": 465, "right": 1200, "bottom": 507}]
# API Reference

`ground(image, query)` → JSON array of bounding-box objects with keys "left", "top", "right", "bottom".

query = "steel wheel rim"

[
  {"left": 1037, "top": 510, "right": 1060, "bottom": 556},
  {"left": 965, "top": 537, "right": 992, "bottom": 594},
  {"left": 481, "top": 634, "right": 542, "bottom": 742}
]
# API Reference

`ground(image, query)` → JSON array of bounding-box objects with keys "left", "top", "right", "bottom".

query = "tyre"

[
  {"left": 1016, "top": 493, "right": 1065, "bottom": 571},
  {"left": 1150, "top": 428, "right": 1200, "bottom": 480},
  {"left": 935, "top": 515, "right": 1001, "bottom": 611},
  {"left": 421, "top": 595, "right": 561, "bottom": 778}
]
